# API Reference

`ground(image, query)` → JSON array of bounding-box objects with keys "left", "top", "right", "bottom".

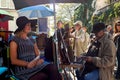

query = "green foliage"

[
  {"left": 91, "top": 1, "right": 120, "bottom": 25},
  {"left": 74, "top": 4, "right": 84, "bottom": 22},
  {"left": 114, "top": 2, "right": 120, "bottom": 17},
  {"left": 74, "top": 0, "right": 95, "bottom": 33},
  {"left": 56, "top": 3, "right": 78, "bottom": 26},
  {"left": 73, "top": 1, "right": 120, "bottom": 32}
]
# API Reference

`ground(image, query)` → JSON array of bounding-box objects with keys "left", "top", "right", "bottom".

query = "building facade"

[{"left": 0, "top": 0, "right": 18, "bottom": 32}]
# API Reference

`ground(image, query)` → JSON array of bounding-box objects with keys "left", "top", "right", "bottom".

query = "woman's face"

[
  {"left": 116, "top": 25, "right": 120, "bottom": 32},
  {"left": 23, "top": 23, "right": 31, "bottom": 33}
]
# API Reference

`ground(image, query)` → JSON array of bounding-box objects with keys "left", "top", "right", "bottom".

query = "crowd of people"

[
  {"left": 52, "top": 19, "right": 119, "bottom": 80},
  {"left": 1, "top": 16, "right": 120, "bottom": 80}
]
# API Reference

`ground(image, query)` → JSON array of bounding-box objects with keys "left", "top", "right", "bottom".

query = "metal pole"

[
  {"left": 53, "top": 0, "right": 59, "bottom": 68},
  {"left": 37, "top": 18, "right": 39, "bottom": 34}
]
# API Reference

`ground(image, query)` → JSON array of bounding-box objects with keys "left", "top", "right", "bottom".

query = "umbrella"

[
  {"left": 18, "top": 5, "right": 54, "bottom": 19},
  {"left": 13, "top": 0, "right": 87, "bottom": 67},
  {"left": 18, "top": 5, "right": 54, "bottom": 34},
  {"left": 13, "top": 0, "right": 87, "bottom": 10},
  {"left": 0, "top": 9, "right": 13, "bottom": 22}
]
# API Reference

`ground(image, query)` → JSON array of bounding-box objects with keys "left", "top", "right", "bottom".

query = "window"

[{"left": 0, "top": 0, "right": 9, "bottom": 8}]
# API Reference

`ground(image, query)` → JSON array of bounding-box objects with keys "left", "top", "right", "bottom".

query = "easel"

[
  {"left": 52, "top": 35, "right": 83, "bottom": 80},
  {"left": 52, "top": 29, "right": 84, "bottom": 80},
  {"left": 60, "top": 64, "right": 83, "bottom": 80}
]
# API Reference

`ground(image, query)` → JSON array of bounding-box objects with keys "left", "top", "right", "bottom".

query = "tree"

[
  {"left": 74, "top": 0, "right": 96, "bottom": 33},
  {"left": 56, "top": 3, "right": 79, "bottom": 26},
  {"left": 91, "top": 1, "right": 120, "bottom": 26}
]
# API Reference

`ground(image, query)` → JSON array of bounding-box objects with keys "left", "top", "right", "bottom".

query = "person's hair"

[
  {"left": 14, "top": 30, "right": 24, "bottom": 37},
  {"left": 57, "top": 20, "right": 63, "bottom": 24},
  {"left": 64, "top": 23, "right": 69, "bottom": 31},
  {"left": 114, "top": 20, "right": 120, "bottom": 33}
]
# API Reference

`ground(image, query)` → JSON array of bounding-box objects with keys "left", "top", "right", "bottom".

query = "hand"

[
  {"left": 27, "top": 60, "right": 37, "bottom": 68},
  {"left": 116, "top": 33, "right": 120, "bottom": 36},
  {"left": 114, "top": 33, "right": 120, "bottom": 38},
  {"left": 70, "top": 35, "right": 75, "bottom": 38},
  {"left": 81, "top": 56, "right": 93, "bottom": 62},
  {"left": 85, "top": 56, "right": 93, "bottom": 62},
  {"left": 36, "top": 59, "right": 44, "bottom": 66}
]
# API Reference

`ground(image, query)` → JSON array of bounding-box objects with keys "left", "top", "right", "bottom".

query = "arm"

[
  {"left": 34, "top": 43, "right": 40, "bottom": 56},
  {"left": 76, "top": 30, "right": 86, "bottom": 42},
  {"left": 33, "top": 43, "right": 44, "bottom": 66},
  {"left": 10, "top": 41, "right": 29, "bottom": 67},
  {"left": 92, "top": 41, "right": 116, "bottom": 68}
]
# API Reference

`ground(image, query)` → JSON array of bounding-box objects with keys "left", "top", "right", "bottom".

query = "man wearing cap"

[
  {"left": 71, "top": 20, "right": 87, "bottom": 61},
  {"left": 77, "top": 22, "right": 116, "bottom": 80}
]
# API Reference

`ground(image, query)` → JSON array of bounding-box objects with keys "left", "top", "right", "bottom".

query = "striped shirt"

[{"left": 11, "top": 36, "right": 49, "bottom": 80}]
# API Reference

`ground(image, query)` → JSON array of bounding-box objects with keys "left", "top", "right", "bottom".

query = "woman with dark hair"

[
  {"left": 10, "top": 16, "right": 62, "bottom": 80},
  {"left": 113, "top": 20, "right": 120, "bottom": 79}
]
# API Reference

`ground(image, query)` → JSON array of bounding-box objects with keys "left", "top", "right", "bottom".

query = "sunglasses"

[
  {"left": 117, "top": 24, "right": 120, "bottom": 26},
  {"left": 116, "top": 23, "right": 120, "bottom": 26}
]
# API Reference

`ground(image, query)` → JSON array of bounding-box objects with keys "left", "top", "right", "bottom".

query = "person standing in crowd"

[
  {"left": 76, "top": 22, "right": 116, "bottom": 80},
  {"left": 63, "top": 23, "right": 75, "bottom": 62},
  {"left": 68, "top": 26, "right": 75, "bottom": 49},
  {"left": 106, "top": 25, "right": 114, "bottom": 35},
  {"left": 10, "top": 16, "right": 62, "bottom": 80},
  {"left": 82, "top": 27, "right": 90, "bottom": 52},
  {"left": 56, "top": 20, "right": 65, "bottom": 42},
  {"left": 70, "top": 21, "right": 86, "bottom": 61},
  {"left": 54, "top": 20, "right": 71, "bottom": 64},
  {"left": 113, "top": 20, "right": 120, "bottom": 79}
]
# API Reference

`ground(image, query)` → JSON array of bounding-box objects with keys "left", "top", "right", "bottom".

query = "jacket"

[{"left": 92, "top": 33, "right": 116, "bottom": 80}]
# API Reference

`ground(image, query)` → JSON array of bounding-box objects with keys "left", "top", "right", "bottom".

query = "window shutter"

[{"left": 1, "top": 0, "right": 8, "bottom": 8}]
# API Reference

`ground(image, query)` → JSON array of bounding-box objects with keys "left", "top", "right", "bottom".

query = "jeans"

[{"left": 76, "top": 69, "right": 99, "bottom": 80}]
